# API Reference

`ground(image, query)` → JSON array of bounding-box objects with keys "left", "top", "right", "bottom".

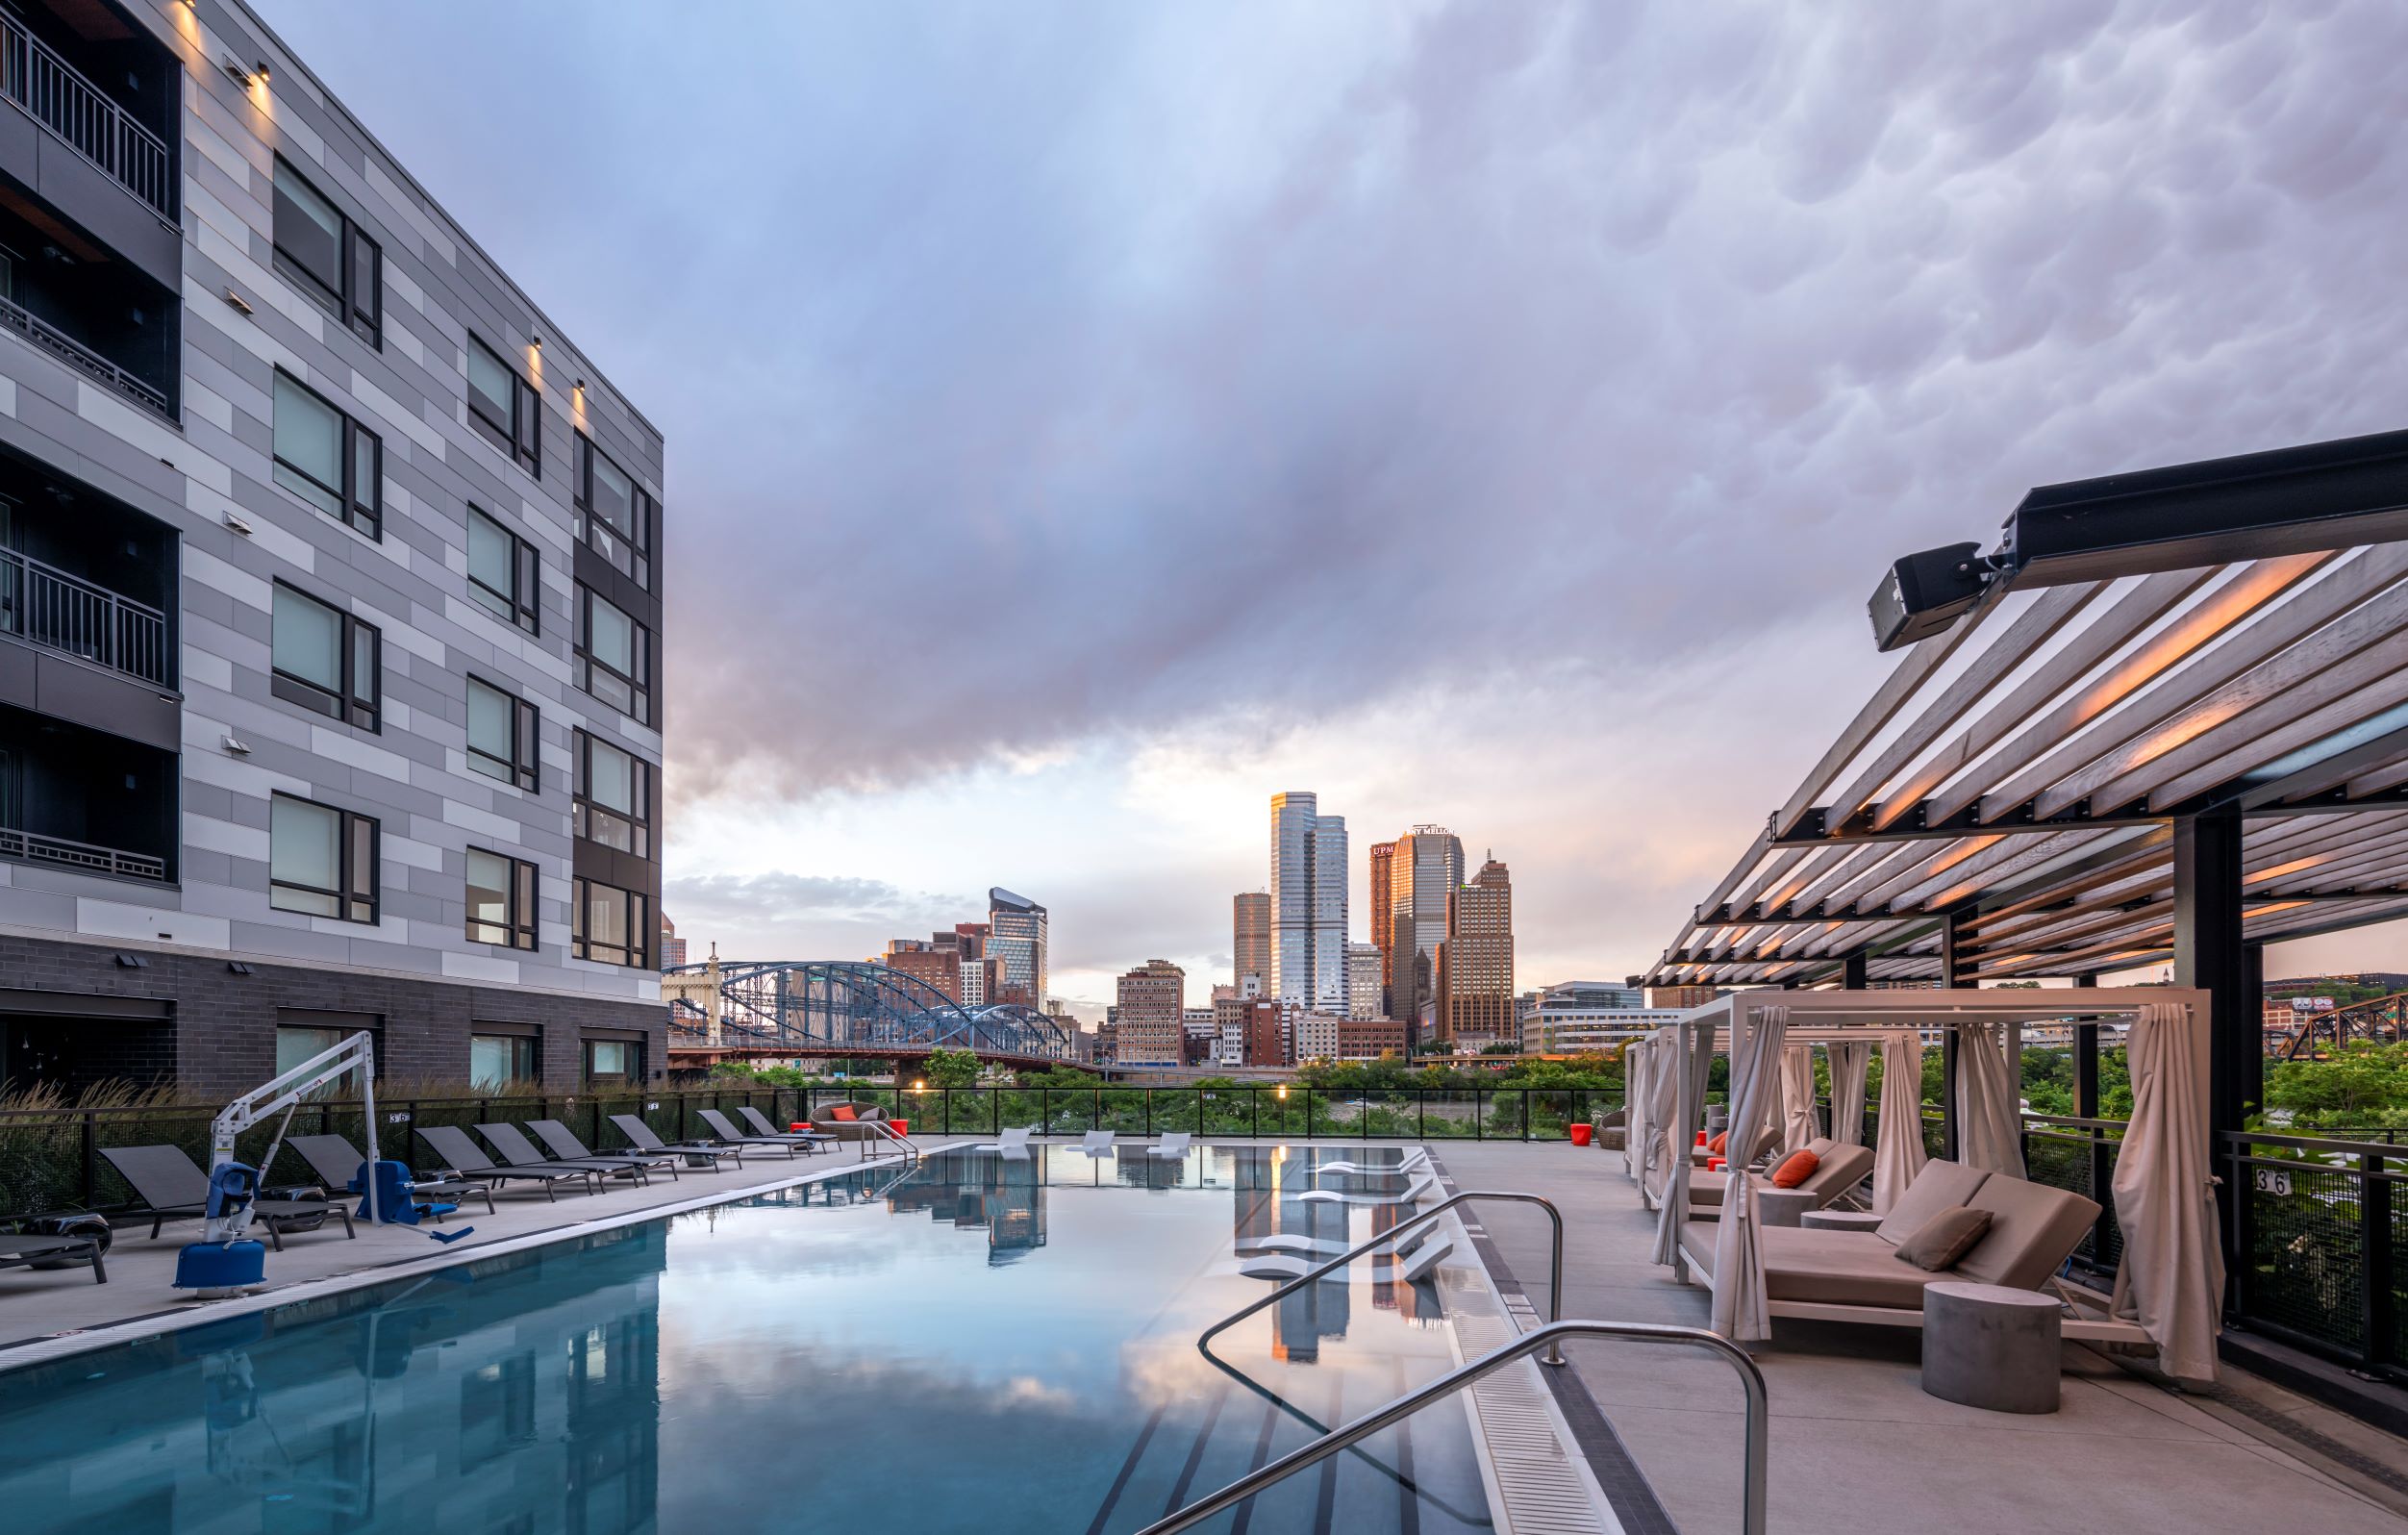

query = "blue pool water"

[{"left": 0, "top": 1145, "right": 1501, "bottom": 1534}]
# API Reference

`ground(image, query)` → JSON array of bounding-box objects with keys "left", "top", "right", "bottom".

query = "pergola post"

[
  {"left": 2173, "top": 809, "right": 2248, "bottom": 1245},
  {"left": 1939, "top": 908, "right": 1968, "bottom": 1159},
  {"left": 1841, "top": 948, "right": 1868, "bottom": 990}
]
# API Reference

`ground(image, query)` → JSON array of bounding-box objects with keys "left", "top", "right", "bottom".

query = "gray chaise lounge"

[
  {"left": 416, "top": 1125, "right": 597, "bottom": 1200},
  {"left": 287, "top": 1133, "right": 495, "bottom": 1217},
  {"left": 101, "top": 1145, "right": 357, "bottom": 1247}
]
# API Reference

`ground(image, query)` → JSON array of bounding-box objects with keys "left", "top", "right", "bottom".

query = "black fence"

[
  {"left": 2220, "top": 1128, "right": 2406, "bottom": 1383},
  {"left": 0, "top": 1085, "right": 1626, "bottom": 1221}
]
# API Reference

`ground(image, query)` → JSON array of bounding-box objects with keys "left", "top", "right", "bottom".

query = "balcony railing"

[
  {"left": 0, "top": 12, "right": 175, "bottom": 220},
  {"left": 0, "top": 821, "right": 167, "bottom": 883},
  {"left": 0, "top": 545, "right": 169, "bottom": 685},
  {"left": 0, "top": 285, "right": 172, "bottom": 418}
]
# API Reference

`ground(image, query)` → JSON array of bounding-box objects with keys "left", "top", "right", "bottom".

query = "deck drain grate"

[{"left": 1456, "top": 1312, "right": 1614, "bottom": 1535}]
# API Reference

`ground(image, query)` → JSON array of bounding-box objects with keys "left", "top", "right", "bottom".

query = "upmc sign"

[{"left": 2286, "top": 995, "right": 2337, "bottom": 1013}]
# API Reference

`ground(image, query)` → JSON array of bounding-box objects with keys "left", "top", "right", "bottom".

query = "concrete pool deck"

[{"left": 1428, "top": 1141, "right": 2408, "bottom": 1535}]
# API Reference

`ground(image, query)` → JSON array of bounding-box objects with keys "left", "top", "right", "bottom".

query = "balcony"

[
  {"left": 0, "top": 6, "right": 174, "bottom": 222},
  {"left": 0, "top": 449, "right": 175, "bottom": 691},
  {"left": 0, "top": 544, "right": 166, "bottom": 685},
  {"left": 0, "top": 701, "right": 174, "bottom": 883},
  {"left": 0, "top": 177, "right": 177, "bottom": 418}
]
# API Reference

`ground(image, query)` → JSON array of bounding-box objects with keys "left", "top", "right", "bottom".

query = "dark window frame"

[
  {"left": 466, "top": 334, "right": 540, "bottom": 475},
  {"left": 573, "top": 582, "right": 651, "bottom": 725},
  {"left": 271, "top": 155, "right": 382, "bottom": 346},
  {"left": 270, "top": 579, "right": 381, "bottom": 732},
  {"left": 575, "top": 432, "right": 655, "bottom": 591},
  {"left": 571, "top": 877, "right": 648, "bottom": 969},
  {"left": 269, "top": 793, "right": 380, "bottom": 925},
  {"left": 581, "top": 1035, "right": 642, "bottom": 1086},
  {"left": 465, "top": 847, "right": 539, "bottom": 951},
  {"left": 466, "top": 505, "right": 540, "bottom": 635},
  {"left": 464, "top": 674, "right": 540, "bottom": 793},
  {"left": 572, "top": 728, "right": 654, "bottom": 860},
  {"left": 272, "top": 367, "right": 382, "bottom": 540}
]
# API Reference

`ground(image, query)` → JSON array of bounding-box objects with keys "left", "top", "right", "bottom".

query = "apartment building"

[{"left": 0, "top": 0, "right": 665, "bottom": 1094}]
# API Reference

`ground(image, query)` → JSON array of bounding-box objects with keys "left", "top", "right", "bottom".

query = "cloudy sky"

[{"left": 260, "top": 1, "right": 2408, "bottom": 1017}]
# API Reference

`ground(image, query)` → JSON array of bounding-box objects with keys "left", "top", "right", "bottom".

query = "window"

[
  {"left": 573, "top": 730, "right": 653, "bottom": 858},
  {"left": 467, "top": 335, "right": 540, "bottom": 474},
  {"left": 274, "top": 1024, "right": 345, "bottom": 1075},
  {"left": 274, "top": 370, "right": 381, "bottom": 538},
  {"left": 572, "top": 877, "right": 647, "bottom": 968},
  {"left": 465, "top": 848, "right": 539, "bottom": 950},
  {"left": 576, "top": 433, "right": 654, "bottom": 590},
  {"left": 574, "top": 584, "right": 650, "bottom": 724},
  {"left": 583, "top": 1037, "right": 640, "bottom": 1085},
  {"left": 272, "top": 156, "right": 381, "bottom": 344},
  {"left": 271, "top": 581, "right": 380, "bottom": 731},
  {"left": 465, "top": 676, "right": 539, "bottom": 792},
  {"left": 269, "top": 794, "right": 378, "bottom": 923},
  {"left": 467, "top": 507, "right": 539, "bottom": 634}
]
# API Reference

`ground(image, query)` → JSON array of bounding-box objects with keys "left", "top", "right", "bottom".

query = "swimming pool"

[{"left": 0, "top": 1145, "right": 1522, "bottom": 1533}]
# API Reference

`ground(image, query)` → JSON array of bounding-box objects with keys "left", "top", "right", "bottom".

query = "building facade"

[
  {"left": 1112, "top": 958, "right": 1185, "bottom": 1065},
  {"left": 1520, "top": 1007, "right": 1690, "bottom": 1055},
  {"left": 1439, "top": 857, "right": 1514, "bottom": 1045},
  {"left": 1385, "top": 826, "right": 1464, "bottom": 1050},
  {"left": 1367, "top": 839, "right": 1395, "bottom": 1013},
  {"left": 987, "top": 886, "right": 1046, "bottom": 1006},
  {"left": 1345, "top": 941, "right": 1382, "bottom": 1022},
  {"left": 1267, "top": 792, "right": 1346, "bottom": 1013},
  {"left": 659, "top": 913, "right": 687, "bottom": 970},
  {"left": 0, "top": 0, "right": 665, "bottom": 1095},
  {"left": 1232, "top": 889, "right": 1270, "bottom": 991}
]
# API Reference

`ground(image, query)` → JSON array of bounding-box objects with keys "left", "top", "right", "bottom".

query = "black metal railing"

[
  {"left": 0, "top": 1084, "right": 1625, "bottom": 1220},
  {"left": 2220, "top": 1128, "right": 2406, "bottom": 1383},
  {"left": 0, "top": 822, "right": 166, "bottom": 882},
  {"left": 0, "top": 545, "right": 170, "bottom": 683},
  {"left": 0, "top": 13, "right": 175, "bottom": 219},
  {"left": 0, "top": 285, "right": 173, "bottom": 418}
]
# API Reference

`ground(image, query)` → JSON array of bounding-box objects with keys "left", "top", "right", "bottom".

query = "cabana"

[{"left": 1645, "top": 986, "right": 2221, "bottom": 1384}]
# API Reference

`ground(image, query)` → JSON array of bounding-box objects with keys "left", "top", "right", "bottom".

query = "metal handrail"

[
  {"left": 862, "top": 1120, "right": 920, "bottom": 1162},
  {"left": 1140, "top": 1319, "right": 1770, "bottom": 1535},
  {"left": 1200, "top": 1189, "right": 1567, "bottom": 1365},
  {"left": 0, "top": 285, "right": 173, "bottom": 417},
  {"left": 0, "top": 12, "right": 175, "bottom": 219},
  {"left": 0, "top": 545, "right": 170, "bottom": 684}
]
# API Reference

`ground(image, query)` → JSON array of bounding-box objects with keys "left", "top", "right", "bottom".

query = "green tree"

[
  {"left": 920, "top": 1047, "right": 982, "bottom": 1092},
  {"left": 2263, "top": 1042, "right": 2408, "bottom": 1129}
]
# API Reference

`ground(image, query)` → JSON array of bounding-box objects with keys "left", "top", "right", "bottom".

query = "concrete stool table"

[
  {"left": 1921, "top": 1282, "right": 2063, "bottom": 1413},
  {"left": 1755, "top": 1188, "right": 1818, "bottom": 1228},
  {"left": 1799, "top": 1209, "right": 1885, "bottom": 1234}
]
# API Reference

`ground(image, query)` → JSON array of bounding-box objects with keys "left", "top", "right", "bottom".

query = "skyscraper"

[
  {"left": 1233, "top": 891, "right": 1271, "bottom": 990},
  {"left": 1346, "top": 942, "right": 1383, "bottom": 1021},
  {"left": 1387, "top": 826, "right": 1465, "bottom": 1051},
  {"left": 1114, "top": 959, "right": 1187, "bottom": 1065},
  {"left": 988, "top": 888, "right": 1048, "bottom": 1006},
  {"left": 1440, "top": 856, "right": 1515, "bottom": 1045},
  {"left": 1268, "top": 793, "right": 1348, "bottom": 1013},
  {"left": 1367, "top": 841, "right": 1396, "bottom": 1013}
]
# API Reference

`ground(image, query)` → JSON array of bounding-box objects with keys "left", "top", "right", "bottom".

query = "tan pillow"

[{"left": 1894, "top": 1206, "right": 1993, "bottom": 1271}]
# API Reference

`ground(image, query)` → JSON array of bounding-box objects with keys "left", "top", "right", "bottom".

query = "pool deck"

[
  {"left": 1428, "top": 1141, "right": 2408, "bottom": 1535},
  {"left": 0, "top": 1138, "right": 925, "bottom": 1364}
]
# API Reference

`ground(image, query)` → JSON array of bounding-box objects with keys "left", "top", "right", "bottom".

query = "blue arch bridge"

[{"left": 661, "top": 959, "right": 1084, "bottom": 1070}]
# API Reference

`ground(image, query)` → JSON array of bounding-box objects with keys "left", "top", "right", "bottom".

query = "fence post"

[
  {"left": 1521, "top": 1090, "right": 1530, "bottom": 1143},
  {"left": 1475, "top": 1090, "right": 1484, "bottom": 1142},
  {"left": 81, "top": 1108, "right": 98, "bottom": 1209},
  {"left": 2091, "top": 1123, "right": 2115, "bottom": 1266},
  {"left": 2362, "top": 1151, "right": 2394, "bottom": 1375},
  {"left": 1144, "top": 1090, "right": 1152, "bottom": 1138},
  {"left": 1251, "top": 1088, "right": 1260, "bottom": 1139},
  {"left": 1418, "top": 1092, "right": 1426, "bottom": 1142}
]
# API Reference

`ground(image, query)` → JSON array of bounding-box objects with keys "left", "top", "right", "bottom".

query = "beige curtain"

[
  {"left": 1710, "top": 1004, "right": 1788, "bottom": 1341},
  {"left": 1652, "top": 1018, "right": 1718, "bottom": 1265},
  {"left": 2112, "top": 1000, "right": 2224, "bottom": 1384},
  {"left": 1871, "top": 1029, "right": 1928, "bottom": 1215},
  {"left": 1827, "top": 1040, "right": 1872, "bottom": 1146},
  {"left": 1955, "top": 1022, "right": 2026, "bottom": 1178},
  {"left": 1780, "top": 1044, "right": 1819, "bottom": 1154},
  {"left": 1624, "top": 1034, "right": 1652, "bottom": 1186}
]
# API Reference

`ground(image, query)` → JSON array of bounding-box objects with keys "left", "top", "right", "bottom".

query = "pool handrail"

[
  {"left": 1198, "top": 1189, "right": 1567, "bottom": 1364},
  {"left": 1141, "top": 1318, "right": 1770, "bottom": 1535}
]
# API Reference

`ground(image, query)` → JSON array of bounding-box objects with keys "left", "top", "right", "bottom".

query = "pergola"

[{"left": 1637, "top": 426, "right": 2408, "bottom": 1144}]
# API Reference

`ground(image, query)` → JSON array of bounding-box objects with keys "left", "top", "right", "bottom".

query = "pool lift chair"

[{"left": 174, "top": 1031, "right": 472, "bottom": 1297}]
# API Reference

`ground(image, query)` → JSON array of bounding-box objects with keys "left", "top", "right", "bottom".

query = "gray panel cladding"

[{"left": 0, "top": 0, "right": 668, "bottom": 1067}]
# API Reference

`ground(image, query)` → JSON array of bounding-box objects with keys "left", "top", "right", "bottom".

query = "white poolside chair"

[
  {"left": 1312, "top": 1148, "right": 1430, "bottom": 1179},
  {"left": 1238, "top": 1235, "right": 1452, "bottom": 1283},
  {"left": 1071, "top": 1130, "right": 1116, "bottom": 1158},
  {"left": 1236, "top": 1232, "right": 1348, "bottom": 1258},
  {"left": 969, "top": 1126, "right": 1036, "bottom": 1158},
  {"left": 1298, "top": 1172, "right": 1436, "bottom": 1207},
  {"left": 1148, "top": 1131, "right": 1192, "bottom": 1160}
]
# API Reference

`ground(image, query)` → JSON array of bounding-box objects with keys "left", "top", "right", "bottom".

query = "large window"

[
  {"left": 272, "top": 156, "right": 381, "bottom": 345},
  {"left": 274, "top": 369, "right": 382, "bottom": 538},
  {"left": 467, "top": 335, "right": 540, "bottom": 474},
  {"left": 465, "top": 849, "right": 539, "bottom": 950},
  {"left": 573, "top": 729, "right": 653, "bottom": 858},
  {"left": 467, "top": 507, "right": 539, "bottom": 634},
  {"left": 576, "top": 433, "right": 654, "bottom": 590},
  {"left": 271, "top": 581, "right": 380, "bottom": 731},
  {"left": 465, "top": 676, "right": 539, "bottom": 792},
  {"left": 270, "top": 794, "right": 378, "bottom": 923},
  {"left": 582, "top": 1037, "right": 640, "bottom": 1086},
  {"left": 572, "top": 877, "right": 647, "bottom": 968},
  {"left": 574, "top": 584, "right": 651, "bottom": 724}
]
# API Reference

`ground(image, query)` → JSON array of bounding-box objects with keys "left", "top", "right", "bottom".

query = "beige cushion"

[
  {"left": 1683, "top": 1221, "right": 1952, "bottom": 1308},
  {"left": 1873, "top": 1158, "right": 1992, "bottom": 1245},
  {"left": 1793, "top": 1142, "right": 1873, "bottom": 1200},
  {"left": 1953, "top": 1174, "right": 2100, "bottom": 1289},
  {"left": 1894, "top": 1207, "right": 1993, "bottom": 1271}
]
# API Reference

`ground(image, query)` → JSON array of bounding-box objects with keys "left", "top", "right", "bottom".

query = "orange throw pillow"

[
  {"left": 1708, "top": 1132, "right": 1727, "bottom": 1155},
  {"left": 1769, "top": 1149, "right": 1819, "bottom": 1189},
  {"left": 830, "top": 1105, "right": 858, "bottom": 1121}
]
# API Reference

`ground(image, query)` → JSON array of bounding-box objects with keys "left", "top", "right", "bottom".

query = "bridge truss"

[
  {"left": 664, "top": 960, "right": 1082, "bottom": 1067},
  {"left": 2270, "top": 991, "right": 2408, "bottom": 1060}
]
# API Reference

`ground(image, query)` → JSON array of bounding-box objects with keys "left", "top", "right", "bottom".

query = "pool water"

[{"left": 0, "top": 1145, "right": 1502, "bottom": 1534}]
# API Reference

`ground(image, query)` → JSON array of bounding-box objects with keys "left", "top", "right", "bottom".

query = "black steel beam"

[
  {"left": 1771, "top": 784, "right": 2408, "bottom": 849},
  {"left": 2174, "top": 810, "right": 2250, "bottom": 1245}
]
